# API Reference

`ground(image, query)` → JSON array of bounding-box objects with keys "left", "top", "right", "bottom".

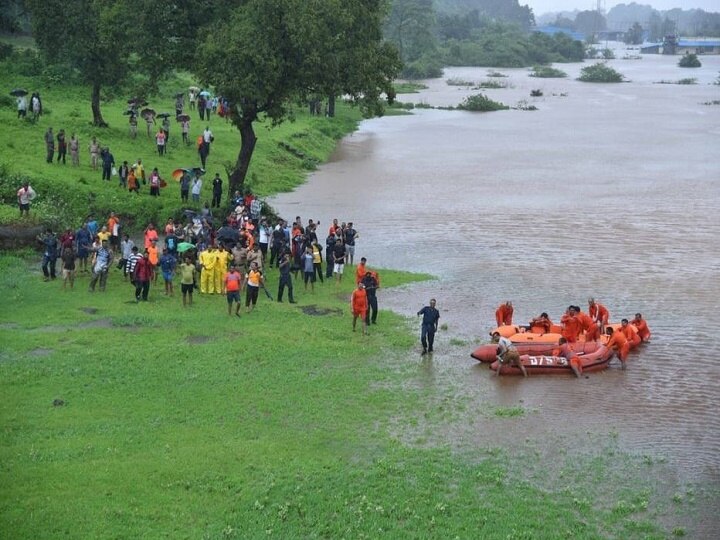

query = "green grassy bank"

[
  {"left": 0, "top": 253, "right": 703, "bottom": 538},
  {"left": 0, "top": 61, "right": 362, "bottom": 230}
]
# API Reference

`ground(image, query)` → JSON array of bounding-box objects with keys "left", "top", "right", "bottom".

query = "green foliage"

[
  {"left": 456, "top": 93, "right": 509, "bottom": 112},
  {"left": 624, "top": 22, "right": 644, "bottom": 45},
  {"left": 530, "top": 65, "right": 567, "bottom": 78},
  {"left": 678, "top": 53, "right": 701, "bottom": 68},
  {"left": 677, "top": 78, "right": 697, "bottom": 85},
  {"left": 578, "top": 63, "right": 625, "bottom": 83},
  {"left": 602, "top": 48, "right": 616, "bottom": 60},
  {"left": 494, "top": 406, "right": 525, "bottom": 418},
  {"left": 446, "top": 77, "right": 476, "bottom": 86},
  {"left": 392, "top": 82, "right": 428, "bottom": 93}
]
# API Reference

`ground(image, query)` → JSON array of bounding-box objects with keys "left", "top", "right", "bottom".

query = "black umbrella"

[
  {"left": 176, "top": 114, "right": 191, "bottom": 122},
  {"left": 141, "top": 108, "right": 156, "bottom": 118},
  {"left": 156, "top": 112, "right": 171, "bottom": 119},
  {"left": 175, "top": 92, "right": 184, "bottom": 99},
  {"left": 10, "top": 88, "right": 28, "bottom": 97}
]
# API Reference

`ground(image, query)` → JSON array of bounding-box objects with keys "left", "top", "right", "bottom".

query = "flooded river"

[{"left": 270, "top": 50, "right": 720, "bottom": 523}]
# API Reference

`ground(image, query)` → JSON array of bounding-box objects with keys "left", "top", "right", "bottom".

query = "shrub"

[
  {"left": 578, "top": 63, "right": 624, "bottom": 83},
  {"left": 678, "top": 53, "right": 701, "bottom": 68},
  {"left": 530, "top": 89, "right": 543, "bottom": 97},
  {"left": 677, "top": 78, "right": 697, "bottom": 85},
  {"left": 529, "top": 65, "right": 567, "bottom": 78},
  {"left": 486, "top": 70, "right": 507, "bottom": 78},
  {"left": 456, "top": 93, "right": 509, "bottom": 112},
  {"left": 476, "top": 80, "right": 510, "bottom": 89},
  {"left": 446, "top": 77, "right": 475, "bottom": 86}
]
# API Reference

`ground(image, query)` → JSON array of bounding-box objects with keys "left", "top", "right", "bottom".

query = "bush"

[
  {"left": 677, "top": 78, "right": 697, "bottom": 85},
  {"left": 0, "top": 42, "right": 13, "bottom": 61},
  {"left": 578, "top": 63, "right": 624, "bottom": 83},
  {"left": 456, "top": 93, "right": 509, "bottom": 112},
  {"left": 530, "top": 89, "right": 543, "bottom": 97},
  {"left": 529, "top": 65, "right": 567, "bottom": 78},
  {"left": 446, "top": 78, "right": 475, "bottom": 86},
  {"left": 678, "top": 53, "right": 701, "bottom": 68}
]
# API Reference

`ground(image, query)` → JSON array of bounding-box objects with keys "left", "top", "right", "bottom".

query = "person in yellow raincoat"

[
  {"left": 199, "top": 246, "right": 217, "bottom": 293},
  {"left": 214, "top": 246, "right": 231, "bottom": 294}
]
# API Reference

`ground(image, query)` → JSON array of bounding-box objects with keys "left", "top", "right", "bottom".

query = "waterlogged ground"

[{"left": 269, "top": 49, "right": 720, "bottom": 536}]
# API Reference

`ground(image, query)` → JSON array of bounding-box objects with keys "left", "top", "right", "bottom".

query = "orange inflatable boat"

[
  {"left": 471, "top": 341, "right": 604, "bottom": 363},
  {"left": 490, "top": 343, "right": 613, "bottom": 376}
]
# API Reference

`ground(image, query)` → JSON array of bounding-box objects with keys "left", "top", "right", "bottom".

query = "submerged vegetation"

[
  {"left": 578, "top": 63, "right": 625, "bottom": 83},
  {"left": 456, "top": 93, "right": 509, "bottom": 112},
  {"left": 678, "top": 53, "right": 701, "bottom": 68},
  {"left": 530, "top": 65, "right": 568, "bottom": 78}
]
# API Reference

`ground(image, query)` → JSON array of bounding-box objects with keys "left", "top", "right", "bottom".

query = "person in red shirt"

[
  {"left": 351, "top": 283, "right": 368, "bottom": 335},
  {"left": 495, "top": 301, "right": 513, "bottom": 326},
  {"left": 560, "top": 306, "right": 583, "bottom": 343},
  {"left": 605, "top": 326, "right": 630, "bottom": 369},
  {"left": 631, "top": 313, "right": 651, "bottom": 342},
  {"left": 621, "top": 318, "right": 641, "bottom": 348},
  {"left": 133, "top": 250, "right": 154, "bottom": 302},
  {"left": 224, "top": 264, "right": 244, "bottom": 317}
]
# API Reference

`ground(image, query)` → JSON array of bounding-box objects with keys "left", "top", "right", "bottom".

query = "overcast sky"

[{"left": 525, "top": 1, "right": 720, "bottom": 15}]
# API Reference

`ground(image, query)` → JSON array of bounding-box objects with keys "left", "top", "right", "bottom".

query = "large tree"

[
  {"left": 195, "top": 0, "right": 399, "bottom": 197},
  {"left": 27, "top": 0, "right": 134, "bottom": 126}
]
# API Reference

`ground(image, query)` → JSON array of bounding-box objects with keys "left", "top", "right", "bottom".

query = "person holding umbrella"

[
  {"left": 188, "top": 87, "right": 199, "bottom": 111},
  {"left": 142, "top": 108, "right": 156, "bottom": 138},
  {"left": 159, "top": 113, "right": 171, "bottom": 145},
  {"left": 155, "top": 127, "right": 166, "bottom": 156}
]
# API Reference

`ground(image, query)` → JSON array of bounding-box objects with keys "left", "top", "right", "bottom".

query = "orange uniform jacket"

[
  {"left": 589, "top": 303, "right": 610, "bottom": 325},
  {"left": 351, "top": 289, "right": 368, "bottom": 316},
  {"left": 355, "top": 263, "right": 366, "bottom": 285},
  {"left": 529, "top": 317, "right": 552, "bottom": 334},
  {"left": 632, "top": 319, "right": 651, "bottom": 342},
  {"left": 621, "top": 324, "right": 641, "bottom": 348},
  {"left": 495, "top": 304, "right": 513, "bottom": 326},
  {"left": 606, "top": 329, "right": 630, "bottom": 361},
  {"left": 560, "top": 314, "right": 583, "bottom": 343}
]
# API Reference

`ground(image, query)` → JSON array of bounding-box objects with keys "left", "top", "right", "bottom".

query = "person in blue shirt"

[
  {"left": 159, "top": 248, "right": 177, "bottom": 296},
  {"left": 417, "top": 299, "right": 440, "bottom": 354}
]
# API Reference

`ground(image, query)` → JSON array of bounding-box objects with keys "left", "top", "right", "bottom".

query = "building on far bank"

[{"left": 641, "top": 38, "right": 720, "bottom": 55}]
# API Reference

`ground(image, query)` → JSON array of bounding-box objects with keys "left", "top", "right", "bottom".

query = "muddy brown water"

[{"left": 270, "top": 51, "right": 720, "bottom": 530}]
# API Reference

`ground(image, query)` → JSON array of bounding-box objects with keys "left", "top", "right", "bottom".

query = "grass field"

[{"left": 0, "top": 252, "right": 702, "bottom": 538}]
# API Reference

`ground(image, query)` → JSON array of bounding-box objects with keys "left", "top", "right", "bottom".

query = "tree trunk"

[
  {"left": 228, "top": 117, "right": 257, "bottom": 198},
  {"left": 91, "top": 82, "right": 108, "bottom": 127},
  {"left": 327, "top": 95, "right": 335, "bottom": 118}
]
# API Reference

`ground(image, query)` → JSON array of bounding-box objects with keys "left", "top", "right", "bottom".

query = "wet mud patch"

[
  {"left": 187, "top": 335, "right": 214, "bottom": 345},
  {"left": 0, "top": 322, "right": 19, "bottom": 330},
  {"left": 30, "top": 348, "right": 54, "bottom": 357},
  {"left": 301, "top": 304, "right": 343, "bottom": 317},
  {"left": 79, "top": 307, "right": 99, "bottom": 315},
  {"left": 78, "top": 319, "right": 113, "bottom": 329}
]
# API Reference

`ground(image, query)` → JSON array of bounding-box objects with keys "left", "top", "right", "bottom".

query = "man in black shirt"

[
  {"left": 417, "top": 299, "right": 440, "bottom": 354},
  {"left": 332, "top": 240, "right": 346, "bottom": 284},
  {"left": 361, "top": 271, "right": 379, "bottom": 325}
]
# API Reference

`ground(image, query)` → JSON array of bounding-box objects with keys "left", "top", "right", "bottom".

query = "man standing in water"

[
  {"left": 492, "top": 332, "right": 528, "bottom": 377},
  {"left": 417, "top": 298, "right": 440, "bottom": 354}
]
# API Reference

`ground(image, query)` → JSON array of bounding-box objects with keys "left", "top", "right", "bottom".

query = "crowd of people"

[{"left": 34, "top": 206, "right": 385, "bottom": 329}]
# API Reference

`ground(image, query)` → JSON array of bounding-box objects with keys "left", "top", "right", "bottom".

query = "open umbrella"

[
  {"left": 189, "top": 86, "right": 200, "bottom": 92},
  {"left": 177, "top": 242, "right": 195, "bottom": 253},
  {"left": 199, "top": 90, "right": 211, "bottom": 97},
  {"left": 174, "top": 92, "right": 184, "bottom": 99},
  {"left": 128, "top": 97, "right": 148, "bottom": 106},
  {"left": 10, "top": 88, "right": 28, "bottom": 97},
  {"left": 141, "top": 108, "right": 155, "bottom": 118},
  {"left": 156, "top": 112, "right": 171, "bottom": 119},
  {"left": 176, "top": 113, "right": 190, "bottom": 122},
  {"left": 172, "top": 168, "right": 190, "bottom": 181}
]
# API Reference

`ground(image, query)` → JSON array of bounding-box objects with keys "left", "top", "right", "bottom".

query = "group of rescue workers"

[{"left": 491, "top": 299, "right": 652, "bottom": 377}]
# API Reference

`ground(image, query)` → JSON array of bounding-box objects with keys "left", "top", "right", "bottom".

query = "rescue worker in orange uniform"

[
  {"left": 560, "top": 306, "right": 583, "bottom": 343},
  {"left": 605, "top": 326, "right": 630, "bottom": 369},
  {"left": 588, "top": 298, "right": 610, "bottom": 341},
  {"left": 351, "top": 283, "right": 368, "bottom": 335},
  {"left": 631, "top": 313, "right": 651, "bottom": 342},
  {"left": 355, "top": 257, "right": 367, "bottom": 285},
  {"left": 576, "top": 307, "right": 597, "bottom": 341},
  {"left": 495, "top": 301, "right": 513, "bottom": 327},
  {"left": 620, "top": 318, "right": 641, "bottom": 348},
  {"left": 552, "top": 337, "right": 582, "bottom": 378},
  {"left": 528, "top": 312, "right": 553, "bottom": 334}
]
